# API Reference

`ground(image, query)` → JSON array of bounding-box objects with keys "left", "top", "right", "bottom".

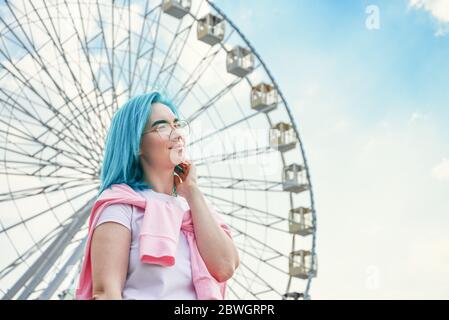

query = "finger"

[
  {"left": 180, "top": 169, "right": 188, "bottom": 181},
  {"left": 175, "top": 174, "right": 183, "bottom": 184},
  {"left": 180, "top": 162, "right": 189, "bottom": 172}
]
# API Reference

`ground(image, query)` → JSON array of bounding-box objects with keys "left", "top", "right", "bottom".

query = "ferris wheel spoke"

[
  {"left": 0, "top": 179, "right": 97, "bottom": 203},
  {"left": 0, "top": 94, "right": 45, "bottom": 129},
  {"left": 0, "top": 57, "right": 96, "bottom": 152},
  {"left": 200, "top": 184, "right": 285, "bottom": 192},
  {"left": 218, "top": 206, "right": 290, "bottom": 235},
  {"left": 0, "top": 184, "right": 98, "bottom": 235},
  {"left": 19, "top": 138, "right": 98, "bottom": 173},
  {"left": 227, "top": 273, "right": 261, "bottom": 300},
  {"left": 2, "top": 195, "right": 96, "bottom": 300},
  {"left": 0, "top": 14, "right": 100, "bottom": 154},
  {"left": 110, "top": 1, "right": 126, "bottom": 92},
  {"left": 172, "top": 45, "right": 222, "bottom": 106},
  {"left": 39, "top": 48, "right": 108, "bottom": 154},
  {"left": 110, "top": 1, "right": 117, "bottom": 108},
  {"left": 0, "top": 120, "right": 98, "bottom": 171},
  {"left": 182, "top": 53, "right": 261, "bottom": 123},
  {"left": 227, "top": 224, "right": 289, "bottom": 273},
  {"left": 151, "top": 14, "right": 184, "bottom": 89},
  {"left": 94, "top": 1, "right": 135, "bottom": 113},
  {"left": 158, "top": 25, "right": 193, "bottom": 92},
  {"left": 0, "top": 171, "right": 93, "bottom": 182},
  {"left": 0, "top": 144, "right": 91, "bottom": 178},
  {"left": 185, "top": 75, "right": 246, "bottom": 124},
  {"left": 63, "top": 0, "right": 114, "bottom": 125},
  {"left": 199, "top": 175, "right": 284, "bottom": 192},
  {"left": 21, "top": 234, "right": 87, "bottom": 300},
  {"left": 158, "top": 0, "right": 207, "bottom": 91},
  {"left": 202, "top": 191, "right": 291, "bottom": 230},
  {"left": 171, "top": 27, "right": 236, "bottom": 106},
  {"left": 193, "top": 146, "right": 276, "bottom": 167},
  {"left": 231, "top": 237, "right": 288, "bottom": 281},
  {"left": 32, "top": 83, "right": 120, "bottom": 160},
  {"left": 128, "top": 2, "right": 160, "bottom": 95},
  {"left": 110, "top": 1, "right": 149, "bottom": 102},
  {"left": 94, "top": 0, "right": 118, "bottom": 113},
  {"left": 38, "top": 236, "right": 87, "bottom": 300},
  {"left": 0, "top": 90, "right": 101, "bottom": 164},
  {"left": 223, "top": 279, "right": 241, "bottom": 300},
  {"left": 0, "top": 212, "right": 80, "bottom": 280},
  {"left": 0, "top": 126, "right": 87, "bottom": 165},
  {"left": 0, "top": 56, "right": 99, "bottom": 157},
  {"left": 187, "top": 109, "right": 262, "bottom": 148},
  {"left": 0, "top": 160, "right": 96, "bottom": 180},
  {"left": 0, "top": 232, "right": 57, "bottom": 285},
  {"left": 235, "top": 260, "right": 283, "bottom": 298},
  {"left": 209, "top": 206, "right": 290, "bottom": 235},
  {"left": 114, "top": 0, "right": 133, "bottom": 97},
  {"left": 151, "top": 1, "right": 209, "bottom": 90},
  {"left": 143, "top": 3, "right": 162, "bottom": 93},
  {"left": 29, "top": 1, "right": 106, "bottom": 148},
  {"left": 0, "top": 144, "right": 97, "bottom": 177},
  {"left": 94, "top": 0, "right": 141, "bottom": 113}
]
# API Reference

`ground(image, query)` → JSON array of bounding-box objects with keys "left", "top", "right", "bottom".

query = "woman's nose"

[{"left": 170, "top": 128, "right": 184, "bottom": 142}]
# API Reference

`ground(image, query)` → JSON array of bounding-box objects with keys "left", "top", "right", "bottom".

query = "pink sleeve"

[{"left": 94, "top": 203, "right": 132, "bottom": 231}]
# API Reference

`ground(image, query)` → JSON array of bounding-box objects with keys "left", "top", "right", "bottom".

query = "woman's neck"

[{"left": 144, "top": 165, "right": 175, "bottom": 196}]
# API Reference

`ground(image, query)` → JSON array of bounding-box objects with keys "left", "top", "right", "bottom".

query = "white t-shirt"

[{"left": 93, "top": 188, "right": 197, "bottom": 300}]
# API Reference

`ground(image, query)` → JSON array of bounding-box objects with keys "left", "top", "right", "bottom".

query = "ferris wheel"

[{"left": 0, "top": 0, "right": 317, "bottom": 300}]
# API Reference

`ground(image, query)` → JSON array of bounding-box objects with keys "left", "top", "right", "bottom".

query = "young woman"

[{"left": 75, "top": 91, "right": 239, "bottom": 300}]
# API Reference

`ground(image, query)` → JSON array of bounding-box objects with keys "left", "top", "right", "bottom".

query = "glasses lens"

[
  {"left": 179, "top": 121, "right": 190, "bottom": 136},
  {"left": 156, "top": 123, "right": 171, "bottom": 138},
  {"left": 169, "top": 120, "right": 190, "bottom": 140}
]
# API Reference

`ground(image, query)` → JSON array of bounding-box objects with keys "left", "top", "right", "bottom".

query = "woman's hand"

[{"left": 174, "top": 159, "right": 198, "bottom": 198}]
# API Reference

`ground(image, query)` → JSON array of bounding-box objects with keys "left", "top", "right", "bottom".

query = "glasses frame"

[{"left": 142, "top": 119, "right": 190, "bottom": 140}]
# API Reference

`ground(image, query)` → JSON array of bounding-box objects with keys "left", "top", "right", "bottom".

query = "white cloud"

[
  {"left": 410, "top": 0, "right": 449, "bottom": 22},
  {"left": 432, "top": 158, "right": 449, "bottom": 181},
  {"left": 407, "top": 111, "right": 428, "bottom": 125},
  {"left": 409, "top": 0, "right": 449, "bottom": 35}
]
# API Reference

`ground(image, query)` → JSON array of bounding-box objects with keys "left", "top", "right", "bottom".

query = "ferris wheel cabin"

[
  {"left": 197, "top": 13, "right": 225, "bottom": 45},
  {"left": 251, "top": 82, "right": 278, "bottom": 113},
  {"left": 162, "top": 0, "right": 191, "bottom": 19}
]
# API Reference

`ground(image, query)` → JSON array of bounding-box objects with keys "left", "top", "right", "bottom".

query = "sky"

[{"left": 214, "top": 0, "right": 449, "bottom": 299}]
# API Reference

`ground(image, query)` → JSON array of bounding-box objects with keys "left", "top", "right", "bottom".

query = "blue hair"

[{"left": 97, "top": 91, "right": 179, "bottom": 197}]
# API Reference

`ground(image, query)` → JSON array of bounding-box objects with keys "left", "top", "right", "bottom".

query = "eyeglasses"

[{"left": 142, "top": 119, "right": 190, "bottom": 140}]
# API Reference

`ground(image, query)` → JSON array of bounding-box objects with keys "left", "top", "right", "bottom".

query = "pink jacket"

[{"left": 75, "top": 183, "right": 232, "bottom": 300}]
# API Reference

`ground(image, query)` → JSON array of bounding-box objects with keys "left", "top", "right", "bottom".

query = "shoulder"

[
  {"left": 94, "top": 203, "right": 133, "bottom": 231},
  {"left": 102, "top": 202, "right": 133, "bottom": 212}
]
